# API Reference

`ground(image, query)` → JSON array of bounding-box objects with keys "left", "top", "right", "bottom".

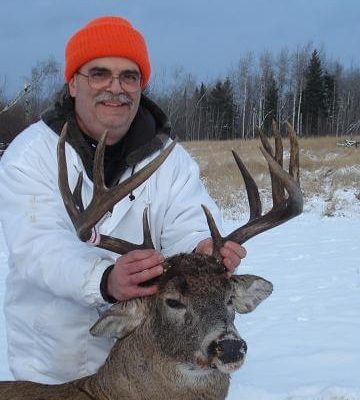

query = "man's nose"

[{"left": 107, "top": 76, "right": 126, "bottom": 94}]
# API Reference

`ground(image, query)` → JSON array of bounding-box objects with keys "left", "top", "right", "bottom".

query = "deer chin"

[
  {"left": 210, "top": 357, "right": 245, "bottom": 374},
  {"left": 193, "top": 351, "right": 244, "bottom": 375}
]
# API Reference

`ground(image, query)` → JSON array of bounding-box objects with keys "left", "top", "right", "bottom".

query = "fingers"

[
  {"left": 129, "top": 265, "right": 164, "bottom": 285},
  {"left": 121, "top": 249, "right": 160, "bottom": 261},
  {"left": 196, "top": 238, "right": 247, "bottom": 277},
  {"left": 121, "top": 250, "right": 165, "bottom": 275},
  {"left": 108, "top": 250, "right": 165, "bottom": 302},
  {"left": 220, "top": 241, "right": 247, "bottom": 278},
  {"left": 223, "top": 241, "right": 247, "bottom": 258}
]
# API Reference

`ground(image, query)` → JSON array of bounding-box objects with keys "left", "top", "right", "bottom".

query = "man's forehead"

[{"left": 82, "top": 57, "right": 140, "bottom": 72}]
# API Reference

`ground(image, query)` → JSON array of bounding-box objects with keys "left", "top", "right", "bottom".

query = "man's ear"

[
  {"left": 68, "top": 76, "right": 77, "bottom": 98},
  {"left": 230, "top": 274, "right": 273, "bottom": 314},
  {"left": 90, "top": 298, "right": 148, "bottom": 339}
]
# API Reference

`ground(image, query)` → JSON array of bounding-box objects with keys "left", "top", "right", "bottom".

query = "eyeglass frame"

[{"left": 76, "top": 68, "right": 142, "bottom": 92}]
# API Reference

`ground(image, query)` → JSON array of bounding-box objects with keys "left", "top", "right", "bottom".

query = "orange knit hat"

[{"left": 65, "top": 16, "right": 150, "bottom": 88}]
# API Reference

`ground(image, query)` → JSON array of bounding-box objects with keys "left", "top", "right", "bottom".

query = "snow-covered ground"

[{"left": 0, "top": 212, "right": 359, "bottom": 399}]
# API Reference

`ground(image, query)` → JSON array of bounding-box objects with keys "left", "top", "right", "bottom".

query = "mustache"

[{"left": 94, "top": 93, "right": 133, "bottom": 105}]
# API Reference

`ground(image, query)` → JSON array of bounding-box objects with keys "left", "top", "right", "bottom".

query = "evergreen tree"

[
  {"left": 197, "top": 82, "right": 207, "bottom": 103},
  {"left": 207, "top": 78, "right": 235, "bottom": 140},
  {"left": 302, "top": 49, "right": 327, "bottom": 135},
  {"left": 264, "top": 73, "right": 278, "bottom": 134}
]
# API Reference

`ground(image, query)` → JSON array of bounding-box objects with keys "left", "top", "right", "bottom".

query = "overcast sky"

[{"left": 1, "top": 0, "right": 359, "bottom": 95}]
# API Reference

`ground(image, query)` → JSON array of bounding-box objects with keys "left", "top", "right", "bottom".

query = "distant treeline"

[{"left": 1, "top": 44, "right": 360, "bottom": 143}]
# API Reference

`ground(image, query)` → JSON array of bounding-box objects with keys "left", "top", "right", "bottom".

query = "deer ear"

[
  {"left": 90, "top": 298, "right": 148, "bottom": 339},
  {"left": 230, "top": 274, "right": 273, "bottom": 314}
]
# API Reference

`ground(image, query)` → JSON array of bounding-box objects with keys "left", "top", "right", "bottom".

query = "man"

[{"left": 0, "top": 16, "right": 246, "bottom": 384}]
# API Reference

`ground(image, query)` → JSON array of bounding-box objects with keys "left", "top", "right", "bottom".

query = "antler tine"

[
  {"left": 201, "top": 123, "right": 303, "bottom": 260},
  {"left": 97, "top": 208, "right": 155, "bottom": 254},
  {"left": 272, "top": 120, "right": 284, "bottom": 168},
  {"left": 258, "top": 121, "right": 285, "bottom": 207},
  {"left": 58, "top": 123, "right": 176, "bottom": 253},
  {"left": 271, "top": 120, "right": 285, "bottom": 204},
  {"left": 286, "top": 121, "right": 300, "bottom": 184},
  {"left": 92, "top": 130, "right": 107, "bottom": 196},
  {"left": 201, "top": 205, "right": 224, "bottom": 260},
  {"left": 57, "top": 123, "right": 80, "bottom": 226},
  {"left": 231, "top": 150, "right": 262, "bottom": 220},
  {"left": 73, "top": 172, "right": 84, "bottom": 213},
  {"left": 201, "top": 147, "right": 263, "bottom": 260},
  {"left": 141, "top": 207, "right": 156, "bottom": 249}
]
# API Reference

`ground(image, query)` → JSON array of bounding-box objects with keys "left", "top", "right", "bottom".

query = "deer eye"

[{"left": 165, "top": 298, "right": 186, "bottom": 310}]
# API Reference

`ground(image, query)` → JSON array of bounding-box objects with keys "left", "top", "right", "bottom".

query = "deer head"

[{"left": 89, "top": 253, "right": 273, "bottom": 375}]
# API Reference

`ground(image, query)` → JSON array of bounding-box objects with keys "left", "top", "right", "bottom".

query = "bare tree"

[
  {"left": 148, "top": 66, "right": 198, "bottom": 140},
  {"left": 232, "top": 52, "right": 254, "bottom": 139},
  {"left": 275, "top": 47, "right": 290, "bottom": 125},
  {"left": 0, "top": 57, "right": 63, "bottom": 143},
  {"left": 289, "top": 44, "right": 312, "bottom": 135}
]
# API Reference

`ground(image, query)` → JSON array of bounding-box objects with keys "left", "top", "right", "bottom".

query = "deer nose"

[{"left": 208, "top": 338, "right": 247, "bottom": 364}]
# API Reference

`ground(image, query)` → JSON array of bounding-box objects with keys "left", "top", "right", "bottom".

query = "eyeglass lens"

[{"left": 87, "top": 69, "right": 141, "bottom": 92}]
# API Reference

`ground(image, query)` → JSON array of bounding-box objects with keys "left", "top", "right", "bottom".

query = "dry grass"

[{"left": 182, "top": 136, "right": 360, "bottom": 218}]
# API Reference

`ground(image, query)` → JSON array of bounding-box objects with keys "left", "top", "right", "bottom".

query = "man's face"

[{"left": 68, "top": 57, "right": 142, "bottom": 145}]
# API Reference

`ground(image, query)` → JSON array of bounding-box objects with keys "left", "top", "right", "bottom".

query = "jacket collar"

[{"left": 42, "top": 85, "right": 172, "bottom": 185}]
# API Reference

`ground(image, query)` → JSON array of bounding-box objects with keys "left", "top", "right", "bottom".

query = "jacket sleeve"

[
  {"left": 0, "top": 136, "right": 113, "bottom": 308},
  {"left": 153, "top": 144, "right": 224, "bottom": 257}
]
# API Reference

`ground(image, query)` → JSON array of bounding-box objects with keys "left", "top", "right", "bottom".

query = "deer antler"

[
  {"left": 57, "top": 123, "right": 176, "bottom": 254},
  {"left": 202, "top": 121, "right": 303, "bottom": 260}
]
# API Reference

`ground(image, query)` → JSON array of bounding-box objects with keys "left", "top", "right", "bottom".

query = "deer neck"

[{"left": 82, "top": 328, "right": 230, "bottom": 400}]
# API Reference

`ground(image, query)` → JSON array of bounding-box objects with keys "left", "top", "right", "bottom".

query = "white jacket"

[{"left": 0, "top": 120, "right": 222, "bottom": 384}]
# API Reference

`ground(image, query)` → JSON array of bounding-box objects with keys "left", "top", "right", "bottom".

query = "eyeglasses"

[{"left": 77, "top": 69, "right": 142, "bottom": 92}]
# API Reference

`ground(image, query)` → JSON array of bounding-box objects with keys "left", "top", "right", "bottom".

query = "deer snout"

[
  {"left": 207, "top": 336, "right": 247, "bottom": 373},
  {"left": 212, "top": 338, "right": 247, "bottom": 363}
]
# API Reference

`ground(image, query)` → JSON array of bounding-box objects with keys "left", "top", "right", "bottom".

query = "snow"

[
  {"left": 226, "top": 215, "right": 360, "bottom": 400},
  {"left": 0, "top": 213, "right": 359, "bottom": 399}
]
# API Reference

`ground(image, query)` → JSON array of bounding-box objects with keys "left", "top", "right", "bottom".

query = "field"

[{"left": 183, "top": 135, "right": 360, "bottom": 219}]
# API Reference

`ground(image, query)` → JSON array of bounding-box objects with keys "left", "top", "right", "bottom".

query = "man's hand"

[
  {"left": 107, "top": 249, "right": 164, "bottom": 301},
  {"left": 195, "top": 239, "right": 246, "bottom": 278}
]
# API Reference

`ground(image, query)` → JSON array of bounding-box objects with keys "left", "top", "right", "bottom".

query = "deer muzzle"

[{"left": 205, "top": 334, "right": 247, "bottom": 373}]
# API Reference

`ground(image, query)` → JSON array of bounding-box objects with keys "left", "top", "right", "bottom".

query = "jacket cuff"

[
  {"left": 100, "top": 264, "right": 117, "bottom": 304},
  {"left": 82, "top": 258, "right": 115, "bottom": 307}
]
